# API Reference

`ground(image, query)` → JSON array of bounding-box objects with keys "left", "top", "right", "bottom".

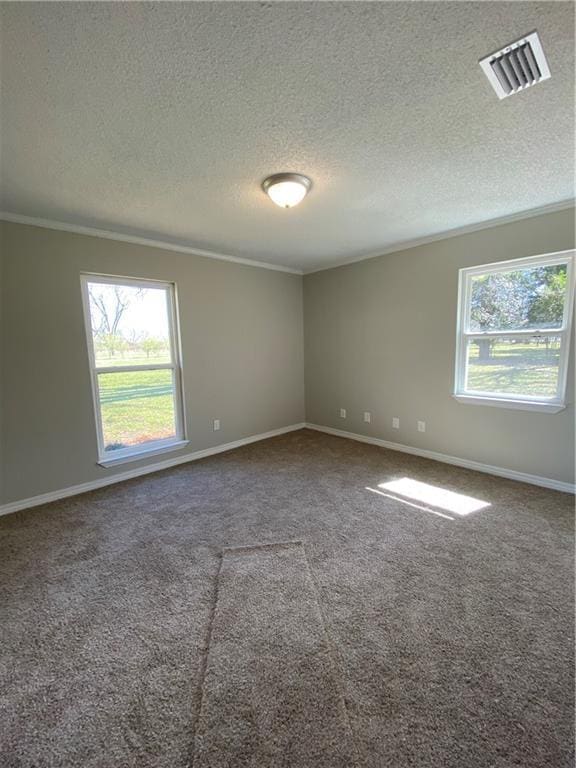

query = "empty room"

[{"left": 1, "top": 2, "right": 574, "bottom": 766}]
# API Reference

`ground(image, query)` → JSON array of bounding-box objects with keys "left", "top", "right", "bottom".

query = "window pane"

[
  {"left": 98, "top": 369, "right": 177, "bottom": 452},
  {"left": 87, "top": 282, "right": 172, "bottom": 367},
  {"left": 469, "top": 264, "right": 567, "bottom": 332},
  {"left": 465, "top": 336, "right": 561, "bottom": 398}
]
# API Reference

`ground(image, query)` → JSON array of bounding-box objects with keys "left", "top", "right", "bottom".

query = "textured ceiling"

[{"left": 1, "top": 2, "right": 574, "bottom": 272}]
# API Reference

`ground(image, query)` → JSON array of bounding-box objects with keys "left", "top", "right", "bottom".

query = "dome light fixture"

[{"left": 262, "top": 173, "right": 312, "bottom": 209}]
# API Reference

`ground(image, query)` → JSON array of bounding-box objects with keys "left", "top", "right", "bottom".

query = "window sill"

[
  {"left": 98, "top": 439, "right": 189, "bottom": 468},
  {"left": 453, "top": 394, "right": 565, "bottom": 413}
]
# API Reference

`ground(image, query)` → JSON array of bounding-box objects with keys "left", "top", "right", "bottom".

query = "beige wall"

[
  {"left": 304, "top": 208, "right": 575, "bottom": 485},
  {"left": 0, "top": 221, "right": 305, "bottom": 504},
  {"left": 0, "top": 235, "right": 3, "bottom": 499},
  {"left": 2, "top": 208, "right": 574, "bottom": 506}
]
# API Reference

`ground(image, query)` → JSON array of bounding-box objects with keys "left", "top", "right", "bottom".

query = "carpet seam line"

[
  {"left": 222, "top": 539, "right": 304, "bottom": 555},
  {"left": 188, "top": 549, "right": 224, "bottom": 768},
  {"left": 298, "top": 542, "right": 362, "bottom": 766}
]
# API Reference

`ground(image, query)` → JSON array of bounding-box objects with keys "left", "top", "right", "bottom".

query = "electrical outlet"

[
  {"left": 339, "top": 408, "right": 347, "bottom": 419},
  {"left": 363, "top": 411, "right": 371, "bottom": 423},
  {"left": 392, "top": 417, "right": 400, "bottom": 429},
  {"left": 213, "top": 419, "right": 220, "bottom": 431},
  {"left": 417, "top": 420, "right": 426, "bottom": 433}
]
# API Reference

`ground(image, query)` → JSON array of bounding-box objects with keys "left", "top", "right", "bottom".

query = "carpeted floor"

[
  {"left": 193, "top": 541, "right": 357, "bottom": 767},
  {"left": 0, "top": 428, "right": 573, "bottom": 767}
]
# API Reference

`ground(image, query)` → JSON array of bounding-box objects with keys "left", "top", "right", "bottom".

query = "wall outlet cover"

[
  {"left": 363, "top": 411, "right": 371, "bottom": 423},
  {"left": 392, "top": 417, "right": 400, "bottom": 429},
  {"left": 417, "top": 420, "right": 426, "bottom": 432},
  {"left": 339, "top": 408, "right": 347, "bottom": 418},
  {"left": 213, "top": 419, "right": 221, "bottom": 431}
]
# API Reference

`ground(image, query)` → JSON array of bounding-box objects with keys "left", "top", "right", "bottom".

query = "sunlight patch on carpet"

[
  {"left": 366, "top": 486, "right": 455, "bottom": 520},
  {"left": 378, "top": 477, "right": 491, "bottom": 516}
]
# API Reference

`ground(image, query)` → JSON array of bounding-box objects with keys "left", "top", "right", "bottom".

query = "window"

[
  {"left": 81, "top": 274, "right": 186, "bottom": 465},
  {"left": 454, "top": 251, "right": 575, "bottom": 413}
]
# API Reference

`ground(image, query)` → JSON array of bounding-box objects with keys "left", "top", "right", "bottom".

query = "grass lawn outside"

[
  {"left": 466, "top": 338, "right": 560, "bottom": 397},
  {"left": 95, "top": 352, "right": 171, "bottom": 368},
  {"left": 95, "top": 341, "right": 561, "bottom": 453},
  {"left": 98, "top": 369, "right": 176, "bottom": 451}
]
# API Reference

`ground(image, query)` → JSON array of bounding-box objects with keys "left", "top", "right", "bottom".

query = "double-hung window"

[
  {"left": 454, "top": 251, "right": 575, "bottom": 412},
  {"left": 81, "top": 274, "right": 186, "bottom": 465}
]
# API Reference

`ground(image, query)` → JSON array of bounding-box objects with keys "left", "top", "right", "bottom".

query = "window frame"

[
  {"left": 453, "top": 250, "right": 575, "bottom": 413},
  {"left": 80, "top": 273, "right": 187, "bottom": 466}
]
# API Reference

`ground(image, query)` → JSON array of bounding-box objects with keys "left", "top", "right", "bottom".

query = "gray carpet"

[
  {"left": 192, "top": 541, "right": 357, "bottom": 767},
  {"left": 0, "top": 428, "right": 573, "bottom": 767}
]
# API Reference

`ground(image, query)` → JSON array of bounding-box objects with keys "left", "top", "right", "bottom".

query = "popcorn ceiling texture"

[
  {"left": 0, "top": 2, "right": 574, "bottom": 271},
  {"left": 0, "top": 430, "right": 573, "bottom": 767}
]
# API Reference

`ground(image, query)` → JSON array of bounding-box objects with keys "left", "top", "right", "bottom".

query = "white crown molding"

[
  {"left": 304, "top": 199, "right": 576, "bottom": 274},
  {"left": 2, "top": 200, "right": 573, "bottom": 277},
  {"left": 0, "top": 211, "right": 303, "bottom": 276},
  {"left": 305, "top": 423, "right": 575, "bottom": 494},
  {"left": 0, "top": 423, "right": 306, "bottom": 517}
]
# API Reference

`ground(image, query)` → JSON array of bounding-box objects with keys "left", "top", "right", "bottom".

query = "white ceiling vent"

[{"left": 480, "top": 31, "right": 551, "bottom": 99}]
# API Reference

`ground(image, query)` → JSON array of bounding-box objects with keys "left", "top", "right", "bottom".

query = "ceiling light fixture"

[{"left": 262, "top": 173, "right": 312, "bottom": 209}]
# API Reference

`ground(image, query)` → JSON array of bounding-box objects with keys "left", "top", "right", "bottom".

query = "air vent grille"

[{"left": 480, "top": 31, "right": 551, "bottom": 99}]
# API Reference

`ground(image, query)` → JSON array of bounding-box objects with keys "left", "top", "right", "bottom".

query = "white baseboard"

[
  {"left": 0, "top": 423, "right": 306, "bottom": 517},
  {"left": 305, "top": 423, "right": 575, "bottom": 494},
  {"left": 2, "top": 420, "right": 572, "bottom": 516}
]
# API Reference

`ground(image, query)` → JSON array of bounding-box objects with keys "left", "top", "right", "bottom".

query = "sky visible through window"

[
  {"left": 85, "top": 280, "right": 181, "bottom": 455},
  {"left": 88, "top": 283, "right": 172, "bottom": 367},
  {"left": 88, "top": 283, "right": 169, "bottom": 339}
]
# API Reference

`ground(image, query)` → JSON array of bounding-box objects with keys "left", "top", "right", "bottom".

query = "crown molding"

[
  {"left": 2, "top": 199, "right": 573, "bottom": 277},
  {"left": 304, "top": 199, "right": 576, "bottom": 274},
  {"left": 0, "top": 211, "right": 303, "bottom": 275}
]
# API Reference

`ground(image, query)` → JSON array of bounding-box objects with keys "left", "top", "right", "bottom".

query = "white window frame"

[
  {"left": 453, "top": 250, "right": 575, "bottom": 413},
  {"left": 80, "top": 273, "right": 187, "bottom": 466}
]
